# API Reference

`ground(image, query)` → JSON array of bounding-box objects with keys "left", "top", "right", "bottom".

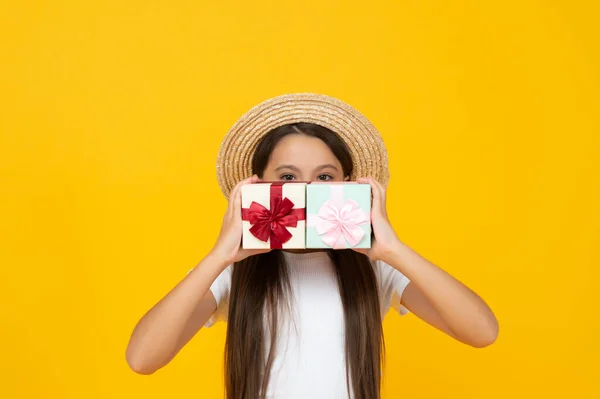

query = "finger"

[
  {"left": 227, "top": 183, "right": 241, "bottom": 216},
  {"left": 357, "top": 176, "right": 380, "bottom": 213},
  {"left": 230, "top": 175, "right": 257, "bottom": 198},
  {"left": 228, "top": 179, "right": 243, "bottom": 206},
  {"left": 369, "top": 178, "right": 387, "bottom": 215},
  {"left": 369, "top": 178, "right": 385, "bottom": 200},
  {"left": 364, "top": 177, "right": 381, "bottom": 213},
  {"left": 232, "top": 184, "right": 243, "bottom": 220},
  {"left": 235, "top": 175, "right": 259, "bottom": 216},
  {"left": 228, "top": 175, "right": 257, "bottom": 215}
]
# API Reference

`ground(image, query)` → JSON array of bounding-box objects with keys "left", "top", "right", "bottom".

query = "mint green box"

[{"left": 306, "top": 183, "right": 371, "bottom": 249}]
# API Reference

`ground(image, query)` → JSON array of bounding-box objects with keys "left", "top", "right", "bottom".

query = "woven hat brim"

[{"left": 216, "top": 93, "right": 389, "bottom": 198}]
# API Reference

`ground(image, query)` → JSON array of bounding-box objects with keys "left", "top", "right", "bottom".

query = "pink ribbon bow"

[{"left": 314, "top": 199, "right": 369, "bottom": 249}]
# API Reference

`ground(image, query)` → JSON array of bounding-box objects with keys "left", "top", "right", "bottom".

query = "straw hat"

[{"left": 216, "top": 93, "right": 389, "bottom": 198}]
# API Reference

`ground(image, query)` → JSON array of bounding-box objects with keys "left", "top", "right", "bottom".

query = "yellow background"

[{"left": 1, "top": 1, "right": 599, "bottom": 398}]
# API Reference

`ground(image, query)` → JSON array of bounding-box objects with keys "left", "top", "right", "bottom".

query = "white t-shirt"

[{"left": 204, "top": 250, "right": 411, "bottom": 398}]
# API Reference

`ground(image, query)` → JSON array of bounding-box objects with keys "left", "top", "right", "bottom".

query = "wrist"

[
  {"left": 205, "top": 249, "right": 232, "bottom": 269},
  {"left": 380, "top": 238, "right": 407, "bottom": 267}
]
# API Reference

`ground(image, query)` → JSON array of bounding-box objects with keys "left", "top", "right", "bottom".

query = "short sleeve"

[
  {"left": 375, "top": 259, "right": 411, "bottom": 317},
  {"left": 187, "top": 264, "right": 233, "bottom": 327}
]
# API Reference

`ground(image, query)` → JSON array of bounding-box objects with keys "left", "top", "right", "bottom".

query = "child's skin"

[{"left": 126, "top": 134, "right": 498, "bottom": 375}]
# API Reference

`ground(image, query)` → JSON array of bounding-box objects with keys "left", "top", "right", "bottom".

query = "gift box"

[
  {"left": 306, "top": 183, "right": 371, "bottom": 249},
  {"left": 241, "top": 182, "right": 307, "bottom": 249}
]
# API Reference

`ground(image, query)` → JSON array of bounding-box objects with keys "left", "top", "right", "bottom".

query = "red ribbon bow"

[{"left": 242, "top": 184, "right": 305, "bottom": 249}]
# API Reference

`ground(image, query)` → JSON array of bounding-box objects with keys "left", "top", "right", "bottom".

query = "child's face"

[{"left": 261, "top": 134, "right": 347, "bottom": 182}]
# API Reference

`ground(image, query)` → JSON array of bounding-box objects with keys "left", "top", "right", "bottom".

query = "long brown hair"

[{"left": 225, "top": 123, "right": 384, "bottom": 399}]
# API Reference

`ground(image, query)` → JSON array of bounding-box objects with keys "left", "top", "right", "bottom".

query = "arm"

[
  {"left": 125, "top": 254, "right": 225, "bottom": 375},
  {"left": 356, "top": 178, "right": 499, "bottom": 348},
  {"left": 392, "top": 243, "right": 498, "bottom": 347},
  {"left": 126, "top": 175, "right": 267, "bottom": 374}
]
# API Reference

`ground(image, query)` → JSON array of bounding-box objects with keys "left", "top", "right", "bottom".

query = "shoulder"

[
  {"left": 197, "top": 264, "right": 234, "bottom": 327},
  {"left": 372, "top": 259, "right": 411, "bottom": 316},
  {"left": 373, "top": 259, "right": 409, "bottom": 288},
  {"left": 211, "top": 264, "right": 234, "bottom": 301},
  {"left": 187, "top": 264, "right": 233, "bottom": 303}
]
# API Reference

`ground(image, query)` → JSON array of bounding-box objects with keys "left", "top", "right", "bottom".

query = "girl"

[{"left": 126, "top": 94, "right": 499, "bottom": 399}]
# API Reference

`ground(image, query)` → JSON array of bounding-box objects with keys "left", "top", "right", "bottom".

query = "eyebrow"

[
  {"left": 274, "top": 165, "right": 301, "bottom": 172},
  {"left": 274, "top": 164, "right": 339, "bottom": 172},
  {"left": 314, "top": 164, "right": 339, "bottom": 172}
]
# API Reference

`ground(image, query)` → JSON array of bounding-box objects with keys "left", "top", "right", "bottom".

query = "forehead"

[{"left": 268, "top": 134, "right": 338, "bottom": 162}]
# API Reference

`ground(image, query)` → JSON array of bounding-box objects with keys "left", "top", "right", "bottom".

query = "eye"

[
  {"left": 280, "top": 174, "right": 296, "bottom": 181},
  {"left": 317, "top": 174, "right": 334, "bottom": 181}
]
